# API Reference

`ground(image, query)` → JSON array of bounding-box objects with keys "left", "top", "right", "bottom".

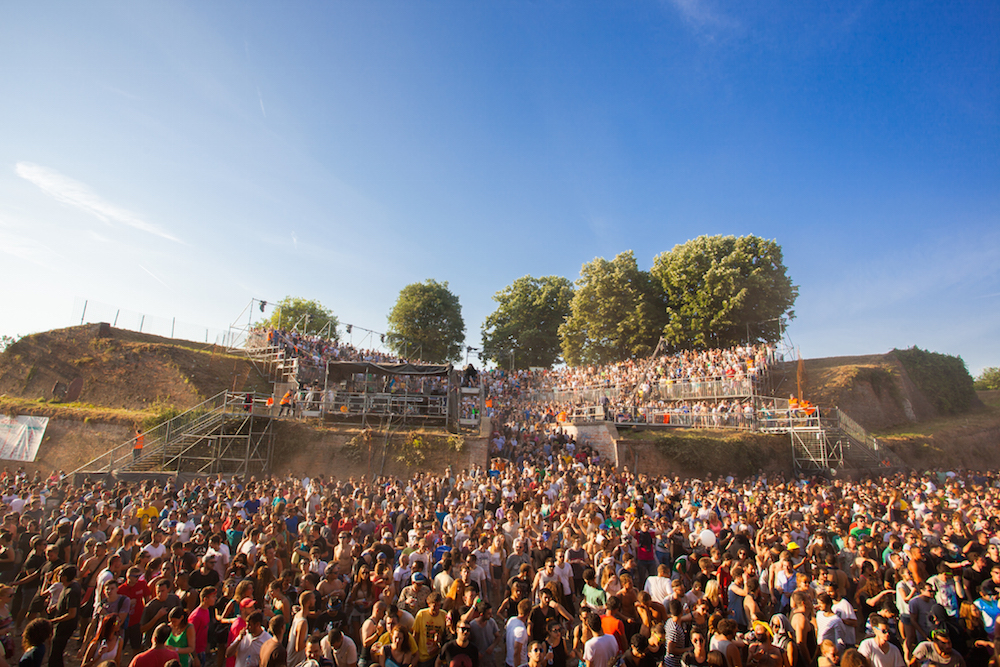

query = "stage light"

[
  {"left": 259, "top": 300, "right": 267, "bottom": 312},
  {"left": 346, "top": 325, "right": 352, "bottom": 334}
]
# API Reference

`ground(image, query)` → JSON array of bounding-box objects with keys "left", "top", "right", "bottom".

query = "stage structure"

[{"left": 318, "top": 361, "right": 481, "bottom": 432}]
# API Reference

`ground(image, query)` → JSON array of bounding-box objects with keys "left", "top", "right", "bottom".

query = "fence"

[
  {"left": 526, "top": 376, "right": 763, "bottom": 405},
  {"left": 72, "top": 297, "right": 233, "bottom": 346}
]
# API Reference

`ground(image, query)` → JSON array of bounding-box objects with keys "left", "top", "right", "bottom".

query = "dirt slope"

[
  {"left": 772, "top": 353, "right": 939, "bottom": 430},
  {"left": 0, "top": 324, "right": 269, "bottom": 411}
]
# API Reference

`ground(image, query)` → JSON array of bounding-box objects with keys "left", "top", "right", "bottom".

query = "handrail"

[{"left": 70, "top": 391, "right": 229, "bottom": 474}]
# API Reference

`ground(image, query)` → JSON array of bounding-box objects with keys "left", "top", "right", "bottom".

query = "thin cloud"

[
  {"left": 258, "top": 87, "right": 267, "bottom": 118},
  {"left": 0, "top": 229, "right": 60, "bottom": 270},
  {"left": 15, "top": 162, "right": 180, "bottom": 243},
  {"left": 665, "top": 0, "right": 739, "bottom": 31},
  {"left": 138, "top": 263, "right": 171, "bottom": 289}
]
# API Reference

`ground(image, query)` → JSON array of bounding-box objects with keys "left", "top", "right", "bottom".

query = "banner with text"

[{"left": 0, "top": 415, "right": 49, "bottom": 462}]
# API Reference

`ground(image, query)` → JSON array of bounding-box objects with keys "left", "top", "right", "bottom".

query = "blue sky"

[{"left": 1, "top": 0, "right": 997, "bottom": 373}]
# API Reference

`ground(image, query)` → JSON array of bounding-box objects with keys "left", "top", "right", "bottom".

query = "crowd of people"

[
  {"left": 249, "top": 329, "right": 405, "bottom": 370},
  {"left": 0, "top": 455, "right": 999, "bottom": 667}
]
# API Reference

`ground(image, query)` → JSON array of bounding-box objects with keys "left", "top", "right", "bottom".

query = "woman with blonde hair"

[{"left": 704, "top": 580, "right": 724, "bottom": 615}]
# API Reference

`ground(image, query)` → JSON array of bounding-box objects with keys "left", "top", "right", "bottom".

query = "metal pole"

[
  {"left": 171, "top": 317, "right": 176, "bottom": 338},
  {"left": 80, "top": 300, "right": 87, "bottom": 325},
  {"left": 113, "top": 310, "right": 119, "bottom": 327},
  {"left": 139, "top": 315, "right": 145, "bottom": 333}
]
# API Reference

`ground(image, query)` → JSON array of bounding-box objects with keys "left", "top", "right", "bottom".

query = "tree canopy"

[
  {"left": 651, "top": 235, "right": 797, "bottom": 350},
  {"left": 481, "top": 275, "right": 574, "bottom": 369},
  {"left": 974, "top": 367, "right": 1000, "bottom": 391},
  {"left": 558, "top": 251, "right": 666, "bottom": 367},
  {"left": 386, "top": 279, "right": 465, "bottom": 363},
  {"left": 255, "top": 296, "right": 339, "bottom": 339}
]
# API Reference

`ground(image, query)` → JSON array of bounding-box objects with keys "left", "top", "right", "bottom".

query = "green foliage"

[
  {"left": 395, "top": 432, "right": 426, "bottom": 467},
  {"left": 141, "top": 404, "right": 182, "bottom": 431},
  {"left": 651, "top": 235, "right": 797, "bottom": 349},
  {"left": 386, "top": 280, "right": 465, "bottom": 363},
  {"left": 853, "top": 366, "right": 900, "bottom": 401},
  {"left": 255, "top": 296, "right": 339, "bottom": 339},
  {"left": 0, "top": 334, "right": 18, "bottom": 353},
  {"left": 893, "top": 346, "right": 977, "bottom": 415},
  {"left": 481, "top": 275, "right": 574, "bottom": 369},
  {"left": 559, "top": 251, "right": 667, "bottom": 366},
  {"left": 448, "top": 434, "right": 465, "bottom": 452},
  {"left": 975, "top": 367, "right": 1000, "bottom": 391},
  {"left": 341, "top": 430, "right": 371, "bottom": 464}
]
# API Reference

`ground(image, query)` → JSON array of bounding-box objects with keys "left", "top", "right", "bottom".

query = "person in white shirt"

[
  {"left": 816, "top": 593, "right": 848, "bottom": 654},
  {"left": 644, "top": 564, "right": 675, "bottom": 605},
  {"left": 321, "top": 628, "right": 359, "bottom": 667},
  {"left": 175, "top": 510, "right": 196, "bottom": 543},
  {"left": 583, "top": 613, "right": 619, "bottom": 667},
  {"left": 506, "top": 599, "right": 530, "bottom": 667},
  {"left": 826, "top": 583, "right": 858, "bottom": 646},
  {"left": 141, "top": 531, "right": 168, "bottom": 560},
  {"left": 858, "top": 617, "right": 905, "bottom": 667},
  {"left": 205, "top": 534, "right": 231, "bottom": 580},
  {"left": 228, "top": 610, "right": 272, "bottom": 667}
]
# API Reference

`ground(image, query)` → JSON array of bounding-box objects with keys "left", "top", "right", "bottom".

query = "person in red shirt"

[
  {"left": 128, "top": 624, "right": 178, "bottom": 667},
  {"left": 118, "top": 567, "right": 150, "bottom": 652},
  {"left": 188, "top": 585, "right": 218, "bottom": 665}
]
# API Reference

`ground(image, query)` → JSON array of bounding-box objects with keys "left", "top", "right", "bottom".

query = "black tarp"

[{"left": 326, "top": 361, "right": 453, "bottom": 381}]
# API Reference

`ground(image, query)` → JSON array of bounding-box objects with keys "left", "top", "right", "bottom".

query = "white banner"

[{"left": 0, "top": 415, "right": 49, "bottom": 462}]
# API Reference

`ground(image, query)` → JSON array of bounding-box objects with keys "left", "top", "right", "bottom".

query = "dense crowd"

[
  {"left": 249, "top": 329, "right": 405, "bottom": 369},
  {"left": 2, "top": 455, "right": 1000, "bottom": 667}
]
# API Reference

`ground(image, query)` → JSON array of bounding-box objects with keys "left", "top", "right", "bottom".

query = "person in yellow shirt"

[
  {"left": 136, "top": 497, "right": 160, "bottom": 531},
  {"left": 412, "top": 592, "right": 447, "bottom": 667}
]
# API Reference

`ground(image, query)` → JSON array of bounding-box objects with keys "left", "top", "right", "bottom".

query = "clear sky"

[{"left": 1, "top": 1, "right": 997, "bottom": 373}]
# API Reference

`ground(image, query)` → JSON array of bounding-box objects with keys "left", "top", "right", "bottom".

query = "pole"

[
  {"left": 171, "top": 317, "right": 176, "bottom": 338},
  {"left": 80, "top": 300, "right": 87, "bottom": 325},
  {"left": 113, "top": 310, "right": 119, "bottom": 327},
  {"left": 139, "top": 315, "right": 145, "bottom": 333}
]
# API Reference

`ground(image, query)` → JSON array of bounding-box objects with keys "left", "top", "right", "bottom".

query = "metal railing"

[
  {"left": 70, "top": 391, "right": 230, "bottom": 474},
  {"left": 323, "top": 392, "right": 448, "bottom": 418},
  {"left": 525, "top": 376, "right": 763, "bottom": 405}
]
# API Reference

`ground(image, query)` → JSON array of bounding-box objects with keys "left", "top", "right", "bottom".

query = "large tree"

[
  {"left": 255, "top": 296, "right": 339, "bottom": 339},
  {"left": 481, "top": 275, "right": 574, "bottom": 369},
  {"left": 651, "top": 234, "right": 797, "bottom": 349},
  {"left": 558, "top": 251, "right": 666, "bottom": 366},
  {"left": 386, "top": 279, "right": 465, "bottom": 363}
]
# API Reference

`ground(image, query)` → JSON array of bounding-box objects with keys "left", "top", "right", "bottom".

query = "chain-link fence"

[{"left": 72, "top": 297, "right": 234, "bottom": 346}]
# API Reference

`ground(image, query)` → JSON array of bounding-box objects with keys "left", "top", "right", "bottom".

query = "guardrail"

[
  {"left": 70, "top": 391, "right": 229, "bottom": 474},
  {"left": 525, "top": 376, "right": 764, "bottom": 405},
  {"left": 70, "top": 392, "right": 275, "bottom": 475}
]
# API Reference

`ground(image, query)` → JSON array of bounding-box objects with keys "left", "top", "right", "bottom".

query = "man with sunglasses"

[
  {"left": 436, "top": 619, "right": 479, "bottom": 667},
  {"left": 908, "top": 629, "right": 964, "bottom": 667},
  {"left": 859, "top": 617, "right": 905, "bottom": 667}
]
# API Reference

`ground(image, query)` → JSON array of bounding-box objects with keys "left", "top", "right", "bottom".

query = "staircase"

[
  {"left": 789, "top": 407, "right": 905, "bottom": 473},
  {"left": 71, "top": 392, "right": 274, "bottom": 476},
  {"left": 241, "top": 345, "right": 299, "bottom": 385}
]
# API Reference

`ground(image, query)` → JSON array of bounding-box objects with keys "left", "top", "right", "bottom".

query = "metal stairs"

[
  {"left": 71, "top": 392, "right": 275, "bottom": 477},
  {"left": 789, "top": 407, "right": 904, "bottom": 473}
]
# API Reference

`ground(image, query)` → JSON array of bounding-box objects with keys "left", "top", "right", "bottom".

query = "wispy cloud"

[
  {"left": 257, "top": 87, "right": 267, "bottom": 118},
  {"left": 665, "top": 0, "right": 739, "bottom": 32},
  {"left": 291, "top": 231, "right": 298, "bottom": 249},
  {"left": 0, "top": 227, "right": 60, "bottom": 270},
  {"left": 138, "top": 263, "right": 171, "bottom": 289},
  {"left": 15, "top": 162, "right": 180, "bottom": 243}
]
